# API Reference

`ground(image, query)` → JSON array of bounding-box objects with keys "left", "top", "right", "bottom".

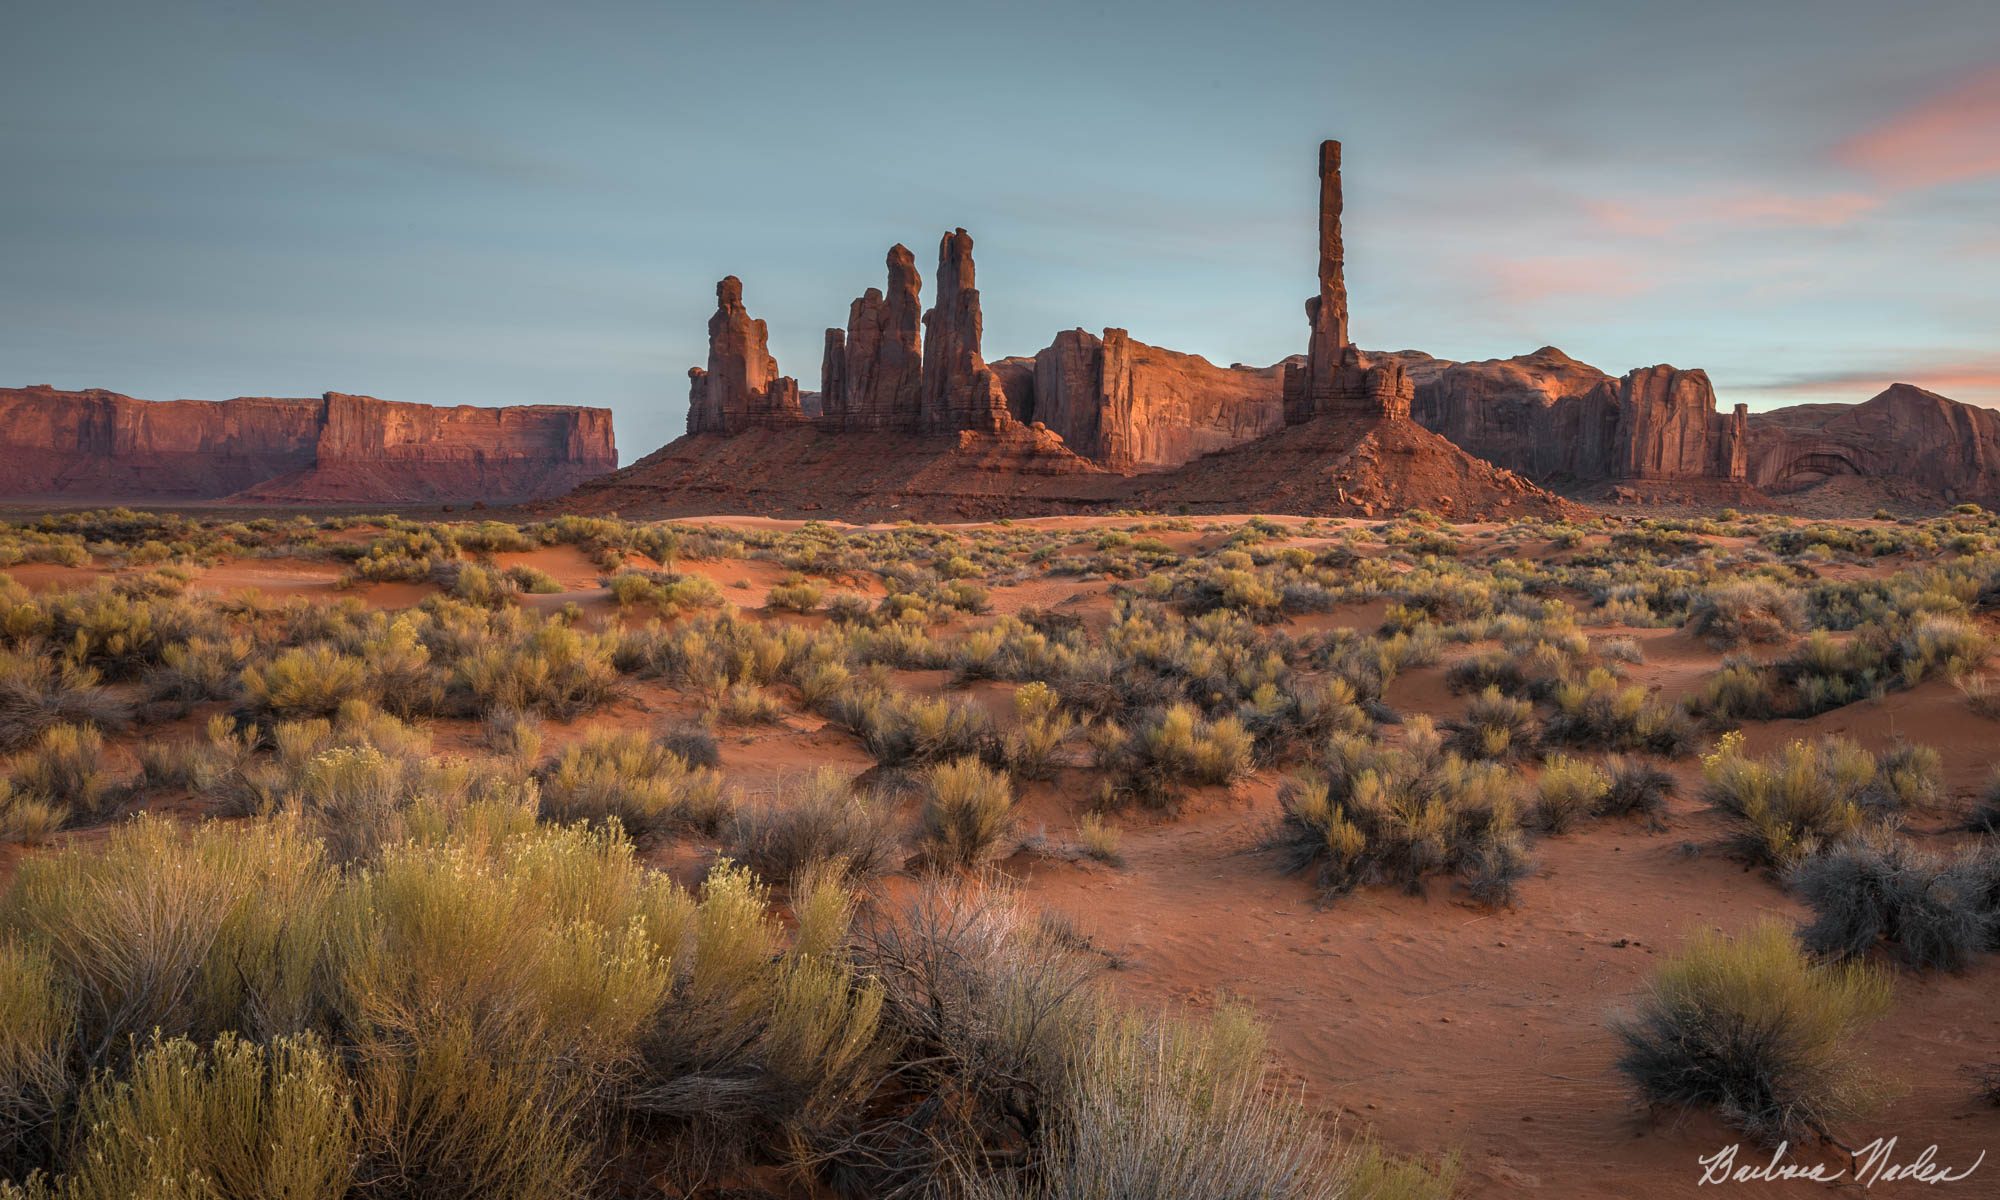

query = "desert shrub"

[
  {"left": 1237, "top": 676, "right": 1370, "bottom": 764},
  {"left": 1790, "top": 834, "right": 1994, "bottom": 971},
  {"left": 920, "top": 757, "right": 1017, "bottom": 868},
  {"left": 1600, "top": 756, "right": 1677, "bottom": 823},
  {"left": 713, "top": 680, "right": 785, "bottom": 725},
  {"left": 0, "top": 939, "right": 73, "bottom": 1174},
  {"left": 536, "top": 727, "right": 729, "bottom": 840},
  {"left": 1544, "top": 669, "right": 1697, "bottom": 756},
  {"left": 969, "top": 1005, "right": 1355, "bottom": 1200},
  {"left": 453, "top": 621, "right": 620, "bottom": 717},
  {"left": 357, "top": 615, "right": 446, "bottom": 719},
  {"left": 1267, "top": 721, "right": 1527, "bottom": 904},
  {"left": 0, "top": 779, "right": 65, "bottom": 846},
  {"left": 1701, "top": 734, "right": 1907, "bottom": 868},
  {"left": 1687, "top": 661, "right": 1779, "bottom": 723},
  {"left": 50, "top": 1032, "right": 355, "bottom": 1200},
  {"left": 240, "top": 642, "right": 371, "bottom": 721},
  {"left": 830, "top": 687, "right": 995, "bottom": 768},
  {"left": 1533, "top": 755, "right": 1609, "bottom": 834},
  {"left": 1446, "top": 686, "right": 1537, "bottom": 762},
  {"left": 9, "top": 723, "right": 121, "bottom": 829},
  {"left": 1075, "top": 813, "right": 1122, "bottom": 866},
  {"left": 658, "top": 719, "right": 722, "bottom": 769},
  {"left": 1613, "top": 922, "right": 1891, "bottom": 1143},
  {"left": 1099, "top": 703, "right": 1253, "bottom": 808},
  {"left": 607, "top": 569, "right": 724, "bottom": 614},
  {"left": 1006, "top": 681, "right": 1076, "bottom": 780},
  {"left": 766, "top": 575, "right": 825, "bottom": 613},
  {"left": 1970, "top": 768, "right": 2000, "bottom": 834},
  {"left": 726, "top": 768, "right": 903, "bottom": 884},
  {"left": 0, "top": 646, "right": 131, "bottom": 752},
  {"left": 1686, "top": 580, "right": 1804, "bottom": 647},
  {"left": 0, "top": 816, "right": 338, "bottom": 1064},
  {"left": 1894, "top": 612, "right": 1989, "bottom": 685},
  {"left": 1873, "top": 739, "right": 1943, "bottom": 809}
]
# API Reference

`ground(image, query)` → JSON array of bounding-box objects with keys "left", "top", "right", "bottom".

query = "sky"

[{"left": 4, "top": 0, "right": 1997, "bottom": 462}]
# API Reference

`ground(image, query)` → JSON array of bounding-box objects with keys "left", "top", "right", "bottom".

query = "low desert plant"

[
  {"left": 536, "top": 727, "right": 729, "bottom": 840},
  {"left": 1544, "top": 670, "right": 1697, "bottom": 756},
  {"left": 1686, "top": 580, "right": 1804, "bottom": 647},
  {"left": 0, "top": 646, "right": 132, "bottom": 752},
  {"left": 1446, "top": 686, "right": 1538, "bottom": 762},
  {"left": 241, "top": 643, "right": 371, "bottom": 721},
  {"left": 920, "top": 757, "right": 1016, "bottom": 868},
  {"left": 1005, "top": 681, "right": 1076, "bottom": 780},
  {"left": 1075, "top": 813, "right": 1123, "bottom": 866},
  {"left": 1701, "top": 733, "right": 1905, "bottom": 868},
  {"left": 9, "top": 723, "right": 121, "bottom": 828},
  {"left": 1613, "top": 922, "right": 1891, "bottom": 1143},
  {"left": 1790, "top": 833, "right": 1994, "bottom": 972},
  {"left": 1599, "top": 756, "right": 1677, "bottom": 823},
  {"left": 1533, "top": 755, "right": 1609, "bottom": 834},
  {"left": 726, "top": 768, "right": 903, "bottom": 884}
]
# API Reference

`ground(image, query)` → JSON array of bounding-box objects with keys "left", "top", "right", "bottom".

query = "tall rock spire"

[
  {"left": 1283, "top": 139, "right": 1412, "bottom": 423},
  {"left": 919, "top": 229, "right": 1013, "bottom": 434},
  {"left": 834, "top": 244, "right": 925, "bottom": 430},
  {"left": 685, "top": 276, "right": 804, "bottom": 435}
]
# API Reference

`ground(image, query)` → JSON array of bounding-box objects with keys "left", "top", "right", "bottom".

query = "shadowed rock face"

[
  {"left": 1018, "top": 329, "right": 1284, "bottom": 472},
  {"left": 0, "top": 386, "right": 617, "bottom": 504},
  {"left": 1410, "top": 348, "right": 1748, "bottom": 484},
  {"left": 1748, "top": 383, "right": 2000, "bottom": 503},
  {"left": 919, "top": 229, "right": 1014, "bottom": 434},
  {"left": 825, "top": 245, "right": 926, "bottom": 431},
  {"left": 686, "top": 276, "right": 805, "bottom": 435}
]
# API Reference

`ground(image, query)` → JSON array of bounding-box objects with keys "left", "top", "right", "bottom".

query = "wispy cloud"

[
  {"left": 1732, "top": 354, "right": 2000, "bottom": 406},
  {"left": 1476, "top": 253, "right": 1656, "bottom": 306},
  {"left": 1585, "top": 188, "right": 1881, "bottom": 237},
  {"left": 1835, "top": 63, "right": 2000, "bottom": 189}
]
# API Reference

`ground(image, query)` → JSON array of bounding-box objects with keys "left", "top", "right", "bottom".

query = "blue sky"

[{"left": 4, "top": 0, "right": 1996, "bottom": 460}]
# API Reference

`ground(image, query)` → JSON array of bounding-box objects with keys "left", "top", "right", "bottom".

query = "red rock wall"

[
  {"left": 0, "top": 385, "right": 616, "bottom": 504},
  {"left": 1747, "top": 384, "right": 2000, "bottom": 503},
  {"left": 1410, "top": 350, "right": 1748, "bottom": 484},
  {"left": 1023, "top": 329, "right": 1284, "bottom": 472}
]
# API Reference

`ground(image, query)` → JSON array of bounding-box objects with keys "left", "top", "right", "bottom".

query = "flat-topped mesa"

[
  {"left": 1281, "top": 139, "right": 1414, "bottom": 423},
  {"left": 825, "top": 244, "right": 925, "bottom": 431},
  {"left": 685, "top": 276, "right": 806, "bottom": 436},
  {"left": 919, "top": 229, "right": 1015, "bottom": 434}
]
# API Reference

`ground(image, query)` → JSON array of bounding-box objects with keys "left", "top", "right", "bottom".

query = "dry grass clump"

[
  {"left": 0, "top": 646, "right": 131, "bottom": 752},
  {"left": 1075, "top": 813, "right": 1123, "bottom": 866},
  {"left": 536, "top": 727, "right": 729, "bottom": 840},
  {"left": 1267, "top": 719, "right": 1529, "bottom": 906},
  {"left": 765, "top": 574, "right": 825, "bottom": 613},
  {"left": 1532, "top": 755, "right": 1610, "bottom": 834},
  {"left": 1095, "top": 702, "right": 1253, "bottom": 808},
  {"left": 1613, "top": 922, "right": 1891, "bottom": 1144},
  {"left": 1685, "top": 579, "right": 1805, "bottom": 647},
  {"left": 240, "top": 642, "right": 370, "bottom": 720},
  {"left": 828, "top": 686, "right": 996, "bottom": 768},
  {"left": 453, "top": 620, "right": 621, "bottom": 718},
  {"left": 1544, "top": 669, "right": 1697, "bottom": 757},
  {"left": 1701, "top": 733, "right": 1929, "bottom": 868},
  {"left": 1445, "top": 686, "right": 1538, "bottom": 763},
  {"left": 726, "top": 768, "right": 903, "bottom": 884},
  {"left": 1790, "top": 833, "right": 1996, "bottom": 972},
  {"left": 919, "top": 757, "right": 1017, "bottom": 868},
  {"left": 1599, "top": 756, "right": 1677, "bottom": 823},
  {"left": 607, "top": 568, "right": 724, "bottom": 614},
  {"left": 7, "top": 724, "right": 123, "bottom": 834},
  {"left": 1005, "top": 681, "right": 1076, "bottom": 780}
]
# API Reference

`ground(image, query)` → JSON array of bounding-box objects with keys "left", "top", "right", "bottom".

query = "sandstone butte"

[{"left": 0, "top": 386, "right": 616, "bottom": 506}]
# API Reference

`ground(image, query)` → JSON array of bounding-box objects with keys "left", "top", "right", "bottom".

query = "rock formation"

[
  {"left": 918, "top": 230, "right": 1014, "bottom": 434},
  {"left": 1411, "top": 348, "right": 1748, "bottom": 486},
  {"left": 685, "top": 276, "right": 805, "bottom": 435},
  {"left": 1014, "top": 329, "right": 1284, "bottom": 472},
  {"left": 1747, "top": 383, "right": 2000, "bottom": 505},
  {"left": 824, "top": 245, "right": 926, "bottom": 431},
  {"left": 1280, "top": 140, "right": 1415, "bottom": 423},
  {"left": 0, "top": 385, "right": 616, "bottom": 504}
]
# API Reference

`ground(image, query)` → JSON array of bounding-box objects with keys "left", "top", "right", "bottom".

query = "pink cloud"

[
  {"left": 1585, "top": 189, "right": 1879, "bottom": 237},
  {"left": 1740, "top": 357, "right": 2000, "bottom": 408},
  {"left": 1478, "top": 254, "right": 1654, "bottom": 306},
  {"left": 1836, "top": 64, "right": 2000, "bottom": 189}
]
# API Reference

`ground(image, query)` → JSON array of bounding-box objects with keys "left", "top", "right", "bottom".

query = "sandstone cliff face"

[
  {"left": 1017, "top": 329, "right": 1284, "bottom": 472},
  {"left": 1410, "top": 349, "right": 1747, "bottom": 485},
  {"left": 1747, "top": 384, "right": 2000, "bottom": 504},
  {"left": 0, "top": 385, "right": 616, "bottom": 504},
  {"left": 824, "top": 245, "right": 926, "bottom": 431},
  {"left": 918, "top": 230, "right": 1014, "bottom": 434}
]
